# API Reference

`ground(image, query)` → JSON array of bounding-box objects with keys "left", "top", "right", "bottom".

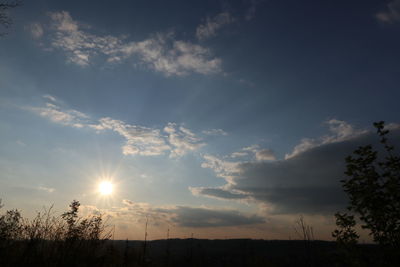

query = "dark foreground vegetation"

[{"left": 112, "top": 239, "right": 384, "bottom": 267}]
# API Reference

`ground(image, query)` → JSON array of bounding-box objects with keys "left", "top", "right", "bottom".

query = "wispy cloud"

[
  {"left": 229, "top": 144, "right": 276, "bottom": 161},
  {"left": 245, "top": 0, "right": 263, "bottom": 21},
  {"left": 112, "top": 32, "right": 222, "bottom": 76},
  {"left": 94, "top": 117, "right": 171, "bottom": 156},
  {"left": 201, "top": 154, "right": 241, "bottom": 183},
  {"left": 376, "top": 0, "right": 400, "bottom": 23},
  {"left": 37, "top": 186, "right": 55, "bottom": 193},
  {"left": 29, "top": 95, "right": 205, "bottom": 157},
  {"left": 28, "top": 97, "right": 89, "bottom": 128},
  {"left": 48, "top": 11, "right": 122, "bottom": 67},
  {"left": 43, "top": 94, "right": 57, "bottom": 102},
  {"left": 196, "top": 12, "right": 234, "bottom": 40},
  {"left": 92, "top": 119, "right": 205, "bottom": 157},
  {"left": 164, "top": 123, "right": 205, "bottom": 157},
  {"left": 202, "top": 128, "right": 228, "bottom": 136},
  {"left": 16, "top": 140, "right": 26, "bottom": 146},
  {"left": 37, "top": 11, "right": 222, "bottom": 76},
  {"left": 230, "top": 151, "right": 248, "bottom": 158},
  {"left": 238, "top": 78, "right": 255, "bottom": 87},
  {"left": 27, "top": 22, "right": 44, "bottom": 39}
]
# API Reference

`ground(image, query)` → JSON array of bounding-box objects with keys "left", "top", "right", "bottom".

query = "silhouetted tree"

[
  {"left": 332, "top": 212, "right": 359, "bottom": 246},
  {"left": 342, "top": 121, "right": 400, "bottom": 248},
  {"left": 332, "top": 212, "right": 362, "bottom": 267},
  {"left": 61, "top": 199, "right": 81, "bottom": 240},
  {"left": 0, "top": 199, "right": 22, "bottom": 241}
]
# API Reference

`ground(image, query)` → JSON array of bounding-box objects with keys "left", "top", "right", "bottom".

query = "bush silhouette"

[
  {"left": 332, "top": 212, "right": 359, "bottom": 247},
  {"left": 342, "top": 121, "right": 400, "bottom": 248},
  {"left": 0, "top": 201, "right": 23, "bottom": 241},
  {"left": 0, "top": 199, "right": 113, "bottom": 266}
]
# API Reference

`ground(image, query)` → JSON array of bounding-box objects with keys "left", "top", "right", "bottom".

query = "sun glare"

[{"left": 98, "top": 181, "right": 113, "bottom": 195}]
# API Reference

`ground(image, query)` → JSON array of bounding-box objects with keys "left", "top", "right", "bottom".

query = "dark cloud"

[
  {"left": 121, "top": 200, "right": 264, "bottom": 228},
  {"left": 169, "top": 206, "right": 265, "bottom": 228},
  {"left": 198, "top": 127, "right": 400, "bottom": 215},
  {"left": 190, "top": 187, "right": 247, "bottom": 200}
]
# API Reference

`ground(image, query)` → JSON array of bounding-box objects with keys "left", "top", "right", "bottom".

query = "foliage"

[
  {"left": 342, "top": 121, "right": 400, "bottom": 248},
  {"left": 0, "top": 199, "right": 112, "bottom": 266},
  {"left": 0, "top": 200, "right": 22, "bottom": 241},
  {"left": 332, "top": 212, "right": 359, "bottom": 246}
]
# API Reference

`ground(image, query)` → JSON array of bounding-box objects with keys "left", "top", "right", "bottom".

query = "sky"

[{"left": 0, "top": 0, "right": 400, "bottom": 241}]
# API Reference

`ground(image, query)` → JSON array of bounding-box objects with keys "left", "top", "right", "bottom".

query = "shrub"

[{"left": 342, "top": 121, "right": 400, "bottom": 248}]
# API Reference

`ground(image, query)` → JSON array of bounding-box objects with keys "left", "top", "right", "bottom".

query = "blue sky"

[{"left": 0, "top": 0, "right": 400, "bottom": 240}]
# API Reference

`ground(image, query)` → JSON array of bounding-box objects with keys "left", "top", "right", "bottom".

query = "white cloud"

[
  {"left": 116, "top": 34, "right": 222, "bottom": 76},
  {"left": 29, "top": 95, "right": 205, "bottom": 157},
  {"left": 43, "top": 11, "right": 221, "bottom": 75},
  {"left": 48, "top": 11, "right": 122, "bottom": 67},
  {"left": 196, "top": 12, "right": 233, "bottom": 40},
  {"left": 29, "top": 101, "right": 89, "bottom": 128},
  {"left": 164, "top": 123, "right": 204, "bottom": 157},
  {"left": 242, "top": 144, "right": 259, "bottom": 152},
  {"left": 255, "top": 149, "right": 276, "bottom": 161},
  {"left": 201, "top": 154, "right": 241, "bottom": 183},
  {"left": 50, "top": 11, "right": 78, "bottom": 32},
  {"left": 43, "top": 94, "right": 57, "bottom": 102},
  {"left": 376, "top": 0, "right": 400, "bottom": 23},
  {"left": 325, "top": 119, "right": 361, "bottom": 141},
  {"left": 94, "top": 117, "right": 170, "bottom": 156},
  {"left": 285, "top": 119, "right": 367, "bottom": 159}
]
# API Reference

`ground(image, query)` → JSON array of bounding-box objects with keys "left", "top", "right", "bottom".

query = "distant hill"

[{"left": 110, "top": 239, "right": 377, "bottom": 267}]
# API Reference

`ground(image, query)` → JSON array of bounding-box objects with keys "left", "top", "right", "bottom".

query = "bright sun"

[{"left": 98, "top": 181, "right": 113, "bottom": 195}]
